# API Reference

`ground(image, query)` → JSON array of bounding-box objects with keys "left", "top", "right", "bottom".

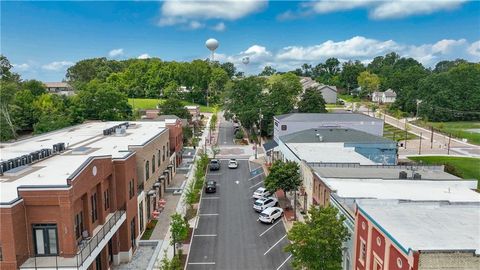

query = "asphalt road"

[
  {"left": 218, "top": 114, "right": 236, "bottom": 146},
  {"left": 186, "top": 159, "right": 292, "bottom": 270}
]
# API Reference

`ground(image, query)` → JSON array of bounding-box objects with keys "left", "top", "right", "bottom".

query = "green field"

[
  {"left": 414, "top": 121, "right": 480, "bottom": 145},
  {"left": 383, "top": 123, "right": 418, "bottom": 141},
  {"left": 338, "top": 94, "right": 361, "bottom": 102},
  {"left": 408, "top": 156, "right": 480, "bottom": 188},
  {"left": 128, "top": 98, "right": 215, "bottom": 113}
]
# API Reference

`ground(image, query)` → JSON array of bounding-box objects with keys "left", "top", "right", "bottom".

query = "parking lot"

[{"left": 186, "top": 159, "right": 292, "bottom": 270}]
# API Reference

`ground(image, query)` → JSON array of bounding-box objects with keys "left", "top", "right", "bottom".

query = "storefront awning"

[{"left": 263, "top": 140, "right": 278, "bottom": 152}]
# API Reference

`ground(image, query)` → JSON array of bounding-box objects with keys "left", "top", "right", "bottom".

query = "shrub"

[{"left": 235, "top": 129, "right": 244, "bottom": 140}]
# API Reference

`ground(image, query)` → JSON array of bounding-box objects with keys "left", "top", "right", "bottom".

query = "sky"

[{"left": 1, "top": 0, "right": 480, "bottom": 81}]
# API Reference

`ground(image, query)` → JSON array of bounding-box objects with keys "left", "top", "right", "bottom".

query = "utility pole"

[
  {"left": 404, "top": 120, "right": 408, "bottom": 149},
  {"left": 430, "top": 126, "right": 434, "bottom": 149},
  {"left": 447, "top": 134, "right": 451, "bottom": 155},
  {"left": 419, "top": 132, "right": 422, "bottom": 155}
]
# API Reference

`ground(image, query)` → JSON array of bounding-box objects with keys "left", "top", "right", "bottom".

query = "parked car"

[
  {"left": 259, "top": 207, "right": 284, "bottom": 224},
  {"left": 228, "top": 159, "right": 238, "bottom": 169},
  {"left": 205, "top": 180, "right": 217, "bottom": 193},
  {"left": 209, "top": 159, "right": 220, "bottom": 171},
  {"left": 252, "top": 187, "right": 271, "bottom": 199},
  {"left": 253, "top": 197, "right": 278, "bottom": 212}
]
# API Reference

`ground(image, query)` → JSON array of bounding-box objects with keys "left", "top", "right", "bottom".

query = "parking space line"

[
  {"left": 264, "top": 234, "right": 287, "bottom": 256},
  {"left": 275, "top": 254, "right": 292, "bottom": 270},
  {"left": 202, "top": 197, "right": 219, "bottom": 200},
  {"left": 249, "top": 180, "right": 264, "bottom": 189},
  {"left": 259, "top": 220, "right": 282, "bottom": 237},
  {"left": 194, "top": 234, "right": 217, "bottom": 237},
  {"left": 199, "top": 213, "right": 219, "bottom": 216},
  {"left": 248, "top": 173, "right": 264, "bottom": 181},
  {"left": 188, "top": 262, "right": 216, "bottom": 265}
]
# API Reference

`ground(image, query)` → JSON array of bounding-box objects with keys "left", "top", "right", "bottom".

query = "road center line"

[
  {"left": 188, "top": 262, "right": 216, "bottom": 265},
  {"left": 264, "top": 234, "right": 287, "bottom": 256},
  {"left": 202, "top": 197, "right": 219, "bottom": 200},
  {"left": 194, "top": 234, "right": 217, "bottom": 237},
  {"left": 259, "top": 220, "right": 281, "bottom": 237},
  {"left": 275, "top": 254, "right": 293, "bottom": 270},
  {"left": 248, "top": 173, "right": 264, "bottom": 181},
  {"left": 199, "top": 213, "right": 219, "bottom": 216},
  {"left": 249, "top": 180, "right": 264, "bottom": 189}
]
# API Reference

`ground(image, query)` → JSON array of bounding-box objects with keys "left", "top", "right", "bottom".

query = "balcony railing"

[{"left": 21, "top": 210, "right": 126, "bottom": 270}]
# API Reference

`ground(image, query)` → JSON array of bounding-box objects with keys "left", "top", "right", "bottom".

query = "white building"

[{"left": 371, "top": 89, "right": 397, "bottom": 103}]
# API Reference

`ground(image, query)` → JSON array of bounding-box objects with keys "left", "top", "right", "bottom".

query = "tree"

[
  {"left": 339, "top": 60, "right": 365, "bottom": 92},
  {"left": 159, "top": 98, "right": 192, "bottom": 120},
  {"left": 259, "top": 65, "right": 277, "bottom": 76},
  {"left": 22, "top": 80, "right": 47, "bottom": 96},
  {"left": 298, "top": 87, "right": 327, "bottom": 113},
  {"left": 170, "top": 213, "right": 189, "bottom": 256},
  {"left": 159, "top": 250, "right": 181, "bottom": 270},
  {"left": 264, "top": 160, "right": 302, "bottom": 200},
  {"left": 285, "top": 206, "right": 350, "bottom": 270},
  {"left": 357, "top": 71, "right": 380, "bottom": 97},
  {"left": 220, "top": 62, "right": 236, "bottom": 78}
]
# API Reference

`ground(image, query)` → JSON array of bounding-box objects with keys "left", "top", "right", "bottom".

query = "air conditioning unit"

[
  {"left": 413, "top": 173, "right": 422, "bottom": 180},
  {"left": 399, "top": 171, "right": 408, "bottom": 179}
]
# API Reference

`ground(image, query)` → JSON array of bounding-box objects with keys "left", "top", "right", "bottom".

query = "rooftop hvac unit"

[
  {"left": 58, "top": 142, "right": 66, "bottom": 152},
  {"left": 399, "top": 171, "right": 408, "bottom": 179},
  {"left": 413, "top": 173, "right": 422, "bottom": 180},
  {"left": 103, "top": 129, "right": 110, "bottom": 136},
  {"left": 0, "top": 161, "right": 8, "bottom": 174}
]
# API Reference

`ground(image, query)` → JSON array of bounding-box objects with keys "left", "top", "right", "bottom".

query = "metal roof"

[
  {"left": 280, "top": 127, "right": 393, "bottom": 144},
  {"left": 274, "top": 113, "right": 382, "bottom": 122}
]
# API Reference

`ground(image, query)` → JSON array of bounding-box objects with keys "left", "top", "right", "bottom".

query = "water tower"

[
  {"left": 205, "top": 38, "right": 219, "bottom": 61},
  {"left": 242, "top": 57, "right": 250, "bottom": 65}
]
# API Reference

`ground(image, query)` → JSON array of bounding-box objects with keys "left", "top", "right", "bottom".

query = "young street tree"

[
  {"left": 264, "top": 160, "right": 302, "bottom": 201},
  {"left": 297, "top": 87, "right": 327, "bottom": 113},
  {"left": 170, "top": 213, "right": 189, "bottom": 256},
  {"left": 285, "top": 206, "right": 350, "bottom": 270}
]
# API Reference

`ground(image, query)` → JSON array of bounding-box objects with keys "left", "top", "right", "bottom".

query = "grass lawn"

[
  {"left": 128, "top": 98, "right": 216, "bottom": 113},
  {"left": 408, "top": 156, "right": 480, "bottom": 188},
  {"left": 413, "top": 121, "right": 480, "bottom": 146},
  {"left": 383, "top": 123, "right": 418, "bottom": 141},
  {"left": 338, "top": 94, "right": 361, "bottom": 102}
]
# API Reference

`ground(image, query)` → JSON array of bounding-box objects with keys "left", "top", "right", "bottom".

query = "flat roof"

[
  {"left": 280, "top": 127, "right": 393, "bottom": 144},
  {"left": 357, "top": 200, "right": 480, "bottom": 253},
  {"left": 0, "top": 121, "right": 167, "bottom": 204},
  {"left": 286, "top": 143, "right": 377, "bottom": 165},
  {"left": 324, "top": 178, "right": 480, "bottom": 203},
  {"left": 274, "top": 113, "right": 382, "bottom": 123},
  {"left": 313, "top": 166, "right": 460, "bottom": 180}
]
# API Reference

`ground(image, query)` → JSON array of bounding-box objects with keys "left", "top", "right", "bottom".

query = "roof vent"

[{"left": 399, "top": 171, "right": 408, "bottom": 179}]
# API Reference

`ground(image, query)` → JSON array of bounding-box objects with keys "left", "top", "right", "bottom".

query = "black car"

[
  {"left": 209, "top": 159, "right": 220, "bottom": 171},
  {"left": 205, "top": 180, "right": 217, "bottom": 193}
]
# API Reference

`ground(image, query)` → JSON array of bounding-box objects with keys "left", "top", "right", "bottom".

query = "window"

[
  {"left": 74, "top": 211, "right": 84, "bottom": 239},
  {"left": 152, "top": 155, "right": 156, "bottom": 173},
  {"left": 104, "top": 189, "right": 110, "bottom": 210},
  {"left": 396, "top": 258, "right": 403, "bottom": 268},
  {"left": 33, "top": 224, "right": 58, "bottom": 256},
  {"left": 139, "top": 202, "right": 144, "bottom": 232},
  {"left": 162, "top": 146, "right": 166, "bottom": 161},
  {"left": 274, "top": 120, "right": 278, "bottom": 127},
  {"left": 145, "top": 161, "right": 150, "bottom": 180},
  {"left": 0, "top": 245, "right": 3, "bottom": 261},
  {"left": 167, "top": 142, "right": 170, "bottom": 156},
  {"left": 130, "top": 218, "right": 136, "bottom": 248},
  {"left": 129, "top": 179, "right": 134, "bottom": 199},
  {"left": 108, "top": 240, "right": 113, "bottom": 263},
  {"left": 91, "top": 193, "right": 98, "bottom": 222},
  {"left": 281, "top": 125, "right": 287, "bottom": 131},
  {"left": 359, "top": 239, "right": 366, "bottom": 265},
  {"left": 157, "top": 150, "right": 161, "bottom": 167}
]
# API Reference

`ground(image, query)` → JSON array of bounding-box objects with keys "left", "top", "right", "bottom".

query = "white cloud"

[
  {"left": 158, "top": 0, "right": 267, "bottom": 29},
  {"left": 12, "top": 63, "right": 31, "bottom": 71},
  {"left": 138, "top": 53, "right": 151, "bottom": 59},
  {"left": 214, "top": 36, "right": 479, "bottom": 74},
  {"left": 108, "top": 48, "right": 124, "bottom": 57},
  {"left": 41, "top": 61, "right": 74, "bottom": 71},
  {"left": 212, "top": 22, "right": 226, "bottom": 32},
  {"left": 282, "top": 0, "right": 467, "bottom": 20},
  {"left": 188, "top": 20, "right": 205, "bottom": 29},
  {"left": 467, "top": 40, "right": 480, "bottom": 57}
]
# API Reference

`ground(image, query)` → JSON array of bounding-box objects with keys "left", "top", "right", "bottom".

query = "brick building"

[
  {"left": 0, "top": 121, "right": 171, "bottom": 270},
  {"left": 354, "top": 200, "right": 480, "bottom": 270}
]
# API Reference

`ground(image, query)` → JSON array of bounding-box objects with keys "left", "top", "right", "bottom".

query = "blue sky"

[{"left": 2, "top": 0, "right": 479, "bottom": 81}]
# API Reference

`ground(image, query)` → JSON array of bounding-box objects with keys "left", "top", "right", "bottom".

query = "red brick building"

[
  {"left": 0, "top": 121, "right": 169, "bottom": 270},
  {"left": 164, "top": 118, "right": 183, "bottom": 167},
  {"left": 354, "top": 200, "right": 480, "bottom": 270}
]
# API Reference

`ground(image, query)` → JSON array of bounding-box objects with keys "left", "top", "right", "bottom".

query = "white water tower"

[
  {"left": 206, "top": 38, "right": 219, "bottom": 61},
  {"left": 242, "top": 57, "right": 250, "bottom": 65}
]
